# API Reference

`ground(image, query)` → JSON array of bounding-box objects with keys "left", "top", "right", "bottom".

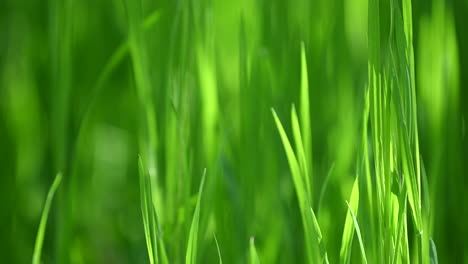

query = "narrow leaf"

[
  {"left": 249, "top": 237, "right": 260, "bottom": 264},
  {"left": 345, "top": 200, "right": 368, "bottom": 264},
  {"left": 340, "top": 176, "right": 359, "bottom": 264},
  {"left": 185, "top": 169, "right": 207, "bottom": 264},
  {"left": 33, "top": 173, "right": 63, "bottom": 264}
]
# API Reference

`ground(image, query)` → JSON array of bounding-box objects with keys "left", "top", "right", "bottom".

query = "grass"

[
  {"left": 339, "top": 176, "right": 358, "bottom": 264},
  {"left": 249, "top": 237, "right": 260, "bottom": 264},
  {"left": 272, "top": 106, "right": 326, "bottom": 263},
  {"left": 1, "top": 0, "right": 466, "bottom": 263},
  {"left": 32, "top": 173, "right": 62, "bottom": 264},
  {"left": 185, "top": 169, "right": 206, "bottom": 264}
]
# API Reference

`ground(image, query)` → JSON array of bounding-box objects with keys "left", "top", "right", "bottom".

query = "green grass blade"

[
  {"left": 32, "top": 172, "right": 62, "bottom": 264},
  {"left": 401, "top": 205, "right": 410, "bottom": 264},
  {"left": 214, "top": 234, "right": 223, "bottom": 264},
  {"left": 92, "top": 9, "right": 161, "bottom": 105},
  {"left": 138, "top": 156, "right": 158, "bottom": 264},
  {"left": 391, "top": 193, "right": 408, "bottom": 264},
  {"left": 318, "top": 162, "right": 335, "bottom": 214},
  {"left": 310, "top": 208, "right": 330, "bottom": 264},
  {"left": 345, "top": 200, "right": 367, "bottom": 264},
  {"left": 185, "top": 169, "right": 207, "bottom": 264},
  {"left": 368, "top": 0, "right": 380, "bottom": 70},
  {"left": 249, "top": 237, "right": 260, "bottom": 264},
  {"left": 300, "top": 42, "right": 312, "bottom": 189},
  {"left": 271, "top": 109, "right": 304, "bottom": 204},
  {"left": 340, "top": 176, "right": 359, "bottom": 264},
  {"left": 291, "top": 105, "right": 311, "bottom": 200},
  {"left": 139, "top": 155, "right": 169, "bottom": 264},
  {"left": 429, "top": 239, "right": 438, "bottom": 264},
  {"left": 272, "top": 108, "right": 327, "bottom": 263}
]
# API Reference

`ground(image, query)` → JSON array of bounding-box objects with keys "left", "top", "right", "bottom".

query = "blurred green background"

[{"left": 1, "top": 0, "right": 467, "bottom": 263}]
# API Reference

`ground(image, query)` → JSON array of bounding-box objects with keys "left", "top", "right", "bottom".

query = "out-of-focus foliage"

[{"left": 0, "top": 0, "right": 466, "bottom": 263}]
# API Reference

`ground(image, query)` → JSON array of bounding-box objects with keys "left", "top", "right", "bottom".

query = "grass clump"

[{"left": 3, "top": 0, "right": 466, "bottom": 262}]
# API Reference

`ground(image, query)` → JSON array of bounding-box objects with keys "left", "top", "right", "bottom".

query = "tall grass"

[{"left": 1, "top": 0, "right": 466, "bottom": 262}]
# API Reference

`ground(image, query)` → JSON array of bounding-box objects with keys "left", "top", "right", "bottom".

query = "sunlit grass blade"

[
  {"left": 310, "top": 207, "right": 330, "bottom": 264},
  {"left": 32, "top": 172, "right": 62, "bottom": 264},
  {"left": 390, "top": 194, "right": 399, "bottom": 262},
  {"left": 138, "top": 156, "right": 159, "bottom": 264},
  {"left": 214, "top": 234, "right": 223, "bottom": 264},
  {"left": 249, "top": 237, "right": 260, "bottom": 264},
  {"left": 368, "top": 0, "right": 380, "bottom": 70},
  {"left": 185, "top": 169, "right": 207, "bottom": 264},
  {"left": 340, "top": 176, "right": 359, "bottom": 264},
  {"left": 429, "top": 239, "right": 438, "bottom": 264},
  {"left": 399, "top": 133, "right": 421, "bottom": 231},
  {"left": 300, "top": 42, "right": 312, "bottom": 195},
  {"left": 272, "top": 108, "right": 327, "bottom": 263},
  {"left": 391, "top": 193, "right": 408, "bottom": 264},
  {"left": 401, "top": 210, "right": 410, "bottom": 264},
  {"left": 271, "top": 109, "right": 303, "bottom": 204},
  {"left": 345, "top": 200, "right": 367, "bottom": 264},
  {"left": 195, "top": 11, "right": 218, "bottom": 163},
  {"left": 291, "top": 105, "right": 311, "bottom": 200},
  {"left": 391, "top": 2, "right": 423, "bottom": 236}
]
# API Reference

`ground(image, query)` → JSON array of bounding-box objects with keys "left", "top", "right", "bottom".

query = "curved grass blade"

[
  {"left": 214, "top": 234, "right": 223, "bottom": 264},
  {"left": 185, "top": 169, "right": 207, "bottom": 264},
  {"left": 271, "top": 109, "right": 304, "bottom": 204},
  {"left": 340, "top": 176, "right": 359, "bottom": 264},
  {"left": 32, "top": 172, "right": 63, "bottom": 264},
  {"left": 272, "top": 108, "right": 327, "bottom": 263},
  {"left": 345, "top": 200, "right": 367, "bottom": 264},
  {"left": 79, "top": 8, "right": 162, "bottom": 126},
  {"left": 72, "top": 9, "right": 163, "bottom": 168}
]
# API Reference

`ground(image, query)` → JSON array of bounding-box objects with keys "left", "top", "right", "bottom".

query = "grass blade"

[
  {"left": 138, "top": 156, "right": 159, "bottom": 264},
  {"left": 32, "top": 173, "right": 62, "bottom": 264},
  {"left": 272, "top": 108, "right": 327, "bottom": 263},
  {"left": 429, "top": 239, "right": 438, "bottom": 264},
  {"left": 310, "top": 207, "right": 330, "bottom": 264},
  {"left": 318, "top": 162, "right": 335, "bottom": 214},
  {"left": 300, "top": 42, "right": 312, "bottom": 196},
  {"left": 185, "top": 169, "right": 207, "bottom": 264},
  {"left": 340, "top": 176, "right": 359, "bottom": 264},
  {"left": 271, "top": 109, "right": 304, "bottom": 205},
  {"left": 214, "top": 234, "right": 223, "bottom": 264},
  {"left": 249, "top": 237, "right": 260, "bottom": 264},
  {"left": 291, "top": 105, "right": 311, "bottom": 200},
  {"left": 345, "top": 200, "right": 367, "bottom": 264}
]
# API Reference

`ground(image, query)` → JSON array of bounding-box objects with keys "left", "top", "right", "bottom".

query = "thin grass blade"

[
  {"left": 214, "top": 234, "right": 223, "bottom": 264},
  {"left": 185, "top": 169, "right": 207, "bottom": 264},
  {"left": 345, "top": 200, "right": 368, "bottom": 264},
  {"left": 32, "top": 173, "right": 63, "bottom": 264},
  {"left": 340, "top": 176, "right": 359, "bottom": 264}
]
